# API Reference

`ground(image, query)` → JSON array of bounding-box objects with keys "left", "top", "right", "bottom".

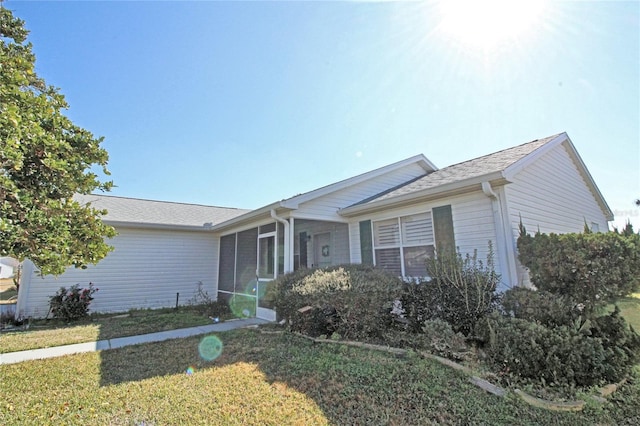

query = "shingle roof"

[
  {"left": 349, "top": 133, "right": 562, "bottom": 207},
  {"left": 74, "top": 194, "right": 250, "bottom": 229}
]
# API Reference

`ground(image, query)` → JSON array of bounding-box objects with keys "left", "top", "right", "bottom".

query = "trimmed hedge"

[
  {"left": 517, "top": 225, "right": 640, "bottom": 315},
  {"left": 501, "top": 286, "right": 580, "bottom": 328}
]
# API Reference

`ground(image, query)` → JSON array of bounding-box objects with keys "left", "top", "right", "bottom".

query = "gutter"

[{"left": 339, "top": 172, "right": 508, "bottom": 217}]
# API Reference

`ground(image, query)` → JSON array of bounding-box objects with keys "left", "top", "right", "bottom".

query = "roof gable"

[
  {"left": 280, "top": 154, "right": 436, "bottom": 209},
  {"left": 340, "top": 133, "right": 563, "bottom": 214}
]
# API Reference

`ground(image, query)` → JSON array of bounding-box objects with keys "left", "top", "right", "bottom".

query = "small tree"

[{"left": 1, "top": 8, "right": 116, "bottom": 275}]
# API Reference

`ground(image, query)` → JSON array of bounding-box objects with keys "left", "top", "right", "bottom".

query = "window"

[{"left": 373, "top": 213, "right": 434, "bottom": 277}]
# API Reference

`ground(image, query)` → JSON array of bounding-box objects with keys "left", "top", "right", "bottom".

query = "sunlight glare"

[{"left": 438, "top": 0, "right": 548, "bottom": 52}]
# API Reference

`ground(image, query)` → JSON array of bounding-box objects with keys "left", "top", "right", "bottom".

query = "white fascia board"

[
  {"left": 503, "top": 132, "right": 614, "bottom": 221},
  {"left": 339, "top": 172, "right": 506, "bottom": 217},
  {"left": 280, "top": 154, "right": 436, "bottom": 209},
  {"left": 563, "top": 138, "right": 614, "bottom": 221},
  {"left": 502, "top": 132, "right": 567, "bottom": 180},
  {"left": 105, "top": 220, "right": 213, "bottom": 232},
  {"left": 208, "top": 202, "right": 294, "bottom": 232}
]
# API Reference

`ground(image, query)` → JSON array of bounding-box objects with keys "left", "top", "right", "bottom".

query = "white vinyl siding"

[
  {"left": 18, "top": 227, "right": 218, "bottom": 318},
  {"left": 505, "top": 143, "right": 609, "bottom": 235},
  {"left": 349, "top": 192, "right": 506, "bottom": 284}
]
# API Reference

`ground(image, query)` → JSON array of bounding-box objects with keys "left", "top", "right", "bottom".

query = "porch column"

[{"left": 288, "top": 217, "right": 295, "bottom": 273}]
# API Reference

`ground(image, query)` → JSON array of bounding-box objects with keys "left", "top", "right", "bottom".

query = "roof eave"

[
  {"left": 104, "top": 220, "right": 214, "bottom": 232},
  {"left": 339, "top": 172, "right": 507, "bottom": 217},
  {"left": 208, "top": 201, "right": 295, "bottom": 232}
]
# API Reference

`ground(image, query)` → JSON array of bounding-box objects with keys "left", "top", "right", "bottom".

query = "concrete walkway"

[{"left": 0, "top": 317, "right": 269, "bottom": 365}]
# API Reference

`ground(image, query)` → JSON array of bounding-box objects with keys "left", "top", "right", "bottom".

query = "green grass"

[
  {"left": 617, "top": 293, "right": 640, "bottom": 331},
  {"left": 0, "top": 329, "right": 638, "bottom": 425},
  {"left": 0, "top": 306, "right": 215, "bottom": 353}
]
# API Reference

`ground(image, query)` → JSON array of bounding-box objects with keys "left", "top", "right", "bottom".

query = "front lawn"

[
  {"left": 0, "top": 329, "right": 638, "bottom": 425},
  {"left": 0, "top": 306, "right": 213, "bottom": 353},
  {"left": 617, "top": 293, "right": 640, "bottom": 330}
]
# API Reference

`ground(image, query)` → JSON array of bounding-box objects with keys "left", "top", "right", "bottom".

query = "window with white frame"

[{"left": 373, "top": 213, "right": 435, "bottom": 277}]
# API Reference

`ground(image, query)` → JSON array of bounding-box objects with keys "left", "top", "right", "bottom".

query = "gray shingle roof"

[
  {"left": 74, "top": 194, "right": 250, "bottom": 229},
  {"left": 350, "top": 133, "right": 562, "bottom": 207}
]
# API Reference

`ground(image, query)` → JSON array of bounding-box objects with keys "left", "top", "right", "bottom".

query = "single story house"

[{"left": 15, "top": 132, "right": 613, "bottom": 320}]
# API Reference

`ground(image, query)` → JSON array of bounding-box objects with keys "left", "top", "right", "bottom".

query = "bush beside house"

[
  {"left": 485, "top": 225, "right": 640, "bottom": 388},
  {"left": 272, "top": 226, "right": 640, "bottom": 394}
]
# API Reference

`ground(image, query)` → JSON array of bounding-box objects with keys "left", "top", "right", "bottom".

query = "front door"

[
  {"left": 257, "top": 233, "right": 276, "bottom": 321},
  {"left": 314, "top": 232, "right": 331, "bottom": 268}
]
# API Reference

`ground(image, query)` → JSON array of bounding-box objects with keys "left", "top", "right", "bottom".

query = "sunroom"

[{"left": 213, "top": 211, "right": 350, "bottom": 321}]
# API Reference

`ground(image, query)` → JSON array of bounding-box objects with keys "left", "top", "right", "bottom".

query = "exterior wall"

[
  {"left": 293, "top": 163, "right": 427, "bottom": 221},
  {"left": 505, "top": 144, "right": 609, "bottom": 235},
  {"left": 504, "top": 144, "right": 610, "bottom": 287},
  {"left": 293, "top": 220, "right": 350, "bottom": 267},
  {"left": 17, "top": 227, "right": 218, "bottom": 318},
  {"left": 348, "top": 191, "right": 507, "bottom": 286}
]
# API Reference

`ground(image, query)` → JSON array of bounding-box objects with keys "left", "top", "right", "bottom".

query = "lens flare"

[
  {"left": 229, "top": 293, "right": 256, "bottom": 318},
  {"left": 198, "top": 335, "right": 223, "bottom": 361},
  {"left": 185, "top": 366, "right": 195, "bottom": 375}
]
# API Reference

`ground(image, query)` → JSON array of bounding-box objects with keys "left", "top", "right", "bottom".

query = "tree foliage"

[
  {"left": 0, "top": 8, "right": 115, "bottom": 275},
  {"left": 517, "top": 223, "right": 640, "bottom": 315}
]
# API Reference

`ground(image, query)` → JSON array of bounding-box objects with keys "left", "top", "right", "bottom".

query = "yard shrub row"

[{"left": 272, "top": 226, "right": 640, "bottom": 392}]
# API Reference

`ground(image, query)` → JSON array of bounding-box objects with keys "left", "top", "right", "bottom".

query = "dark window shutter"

[
  {"left": 359, "top": 220, "right": 374, "bottom": 265},
  {"left": 433, "top": 205, "right": 455, "bottom": 255}
]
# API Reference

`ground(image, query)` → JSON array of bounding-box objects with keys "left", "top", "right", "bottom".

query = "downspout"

[
  {"left": 270, "top": 210, "right": 292, "bottom": 273},
  {"left": 481, "top": 182, "right": 517, "bottom": 289}
]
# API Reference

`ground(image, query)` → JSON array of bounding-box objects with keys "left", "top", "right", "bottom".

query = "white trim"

[
  {"left": 280, "top": 155, "right": 437, "bottom": 209},
  {"left": 339, "top": 174, "right": 505, "bottom": 217},
  {"left": 503, "top": 133, "right": 567, "bottom": 179}
]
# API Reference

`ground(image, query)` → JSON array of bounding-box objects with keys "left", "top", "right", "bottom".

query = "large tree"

[{"left": 1, "top": 7, "right": 116, "bottom": 276}]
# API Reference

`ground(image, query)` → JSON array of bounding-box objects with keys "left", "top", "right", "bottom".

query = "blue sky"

[{"left": 7, "top": 0, "right": 640, "bottom": 229}]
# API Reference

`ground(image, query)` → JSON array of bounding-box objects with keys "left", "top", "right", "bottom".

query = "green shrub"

[
  {"left": 590, "top": 307, "right": 640, "bottom": 381},
  {"left": 402, "top": 246, "right": 501, "bottom": 338},
  {"left": 501, "top": 286, "right": 580, "bottom": 328},
  {"left": 486, "top": 311, "right": 640, "bottom": 388},
  {"left": 421, "top": 319, "right": 468, "bottom": 360},
  {"left": 517, "top": 224, "right": 640, "bottom": 315},
  {"left": 48, "top": 283, "right": 98, "bottom": 321},
  {"left": 271, "top": 264, "right": 404, "bottom": 340}
]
